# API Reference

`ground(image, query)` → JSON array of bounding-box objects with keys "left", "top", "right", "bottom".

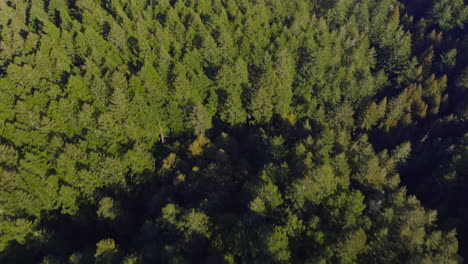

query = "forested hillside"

[{"left": 0, "top": 0, "right": 466, "bottom": 263}]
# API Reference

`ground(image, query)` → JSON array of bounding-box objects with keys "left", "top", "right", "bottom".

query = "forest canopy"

[{"left": 0, "top": 0, "right": 467, "bottom": 263}]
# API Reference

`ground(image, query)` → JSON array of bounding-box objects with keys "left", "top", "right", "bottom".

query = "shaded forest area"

[{"left": 0, "top": 0, "right": 467, "bottom": 263}]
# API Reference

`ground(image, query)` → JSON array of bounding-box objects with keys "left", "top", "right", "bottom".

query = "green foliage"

[
  {"left": 95, "top": 238, "right": 120, "bottom": 264},
  {"left": 188, "top": 135, "right": 211, "bottom": 156},
  {"left": 248, "top": 170, "right": 284, "bottom": 213},
  {"left": 0, "top": 0, "right": 465, "bottom": 263},
  {"left": 0, "top": 218, "right": 33, "bottom": 252},
  {"left": 429, "top": 0, "right": 468, "bottom": 30},
  {"left": 188, "top": 104, "right": 212, "bottom": 135},
  {"left": 264, "top": 226, "right": 291, "bottom": 262},
  {"left": 336, "top": 228, "right": 368, "bottom": 263},
  {"left": 97, "top": 197, "right": 119, "bottom": 220},
  {"left": 360, "top": 98, "right": 387, "bottom": 130}
]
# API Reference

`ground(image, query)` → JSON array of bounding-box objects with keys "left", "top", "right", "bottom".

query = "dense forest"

[{"left": 0, "top": 0, "right": 467, "bottom": 263}]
